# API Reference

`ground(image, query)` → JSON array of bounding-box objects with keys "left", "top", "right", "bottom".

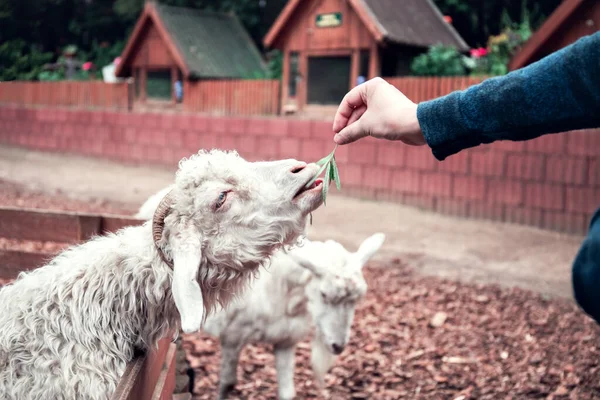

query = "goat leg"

[
  {"left": 274, "top": 344, "right": 297, "bottom": 400},
  {"left": 217, "top": 344, "right": 242, "bottom": 400}
]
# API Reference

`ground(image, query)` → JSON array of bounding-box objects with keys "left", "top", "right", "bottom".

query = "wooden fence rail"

[
  {"left": 183, "top": 79, "right": 280, "bottom": 116},
  {"left": 0, "top": 81, "right": 133, "bottom": 110},
  {"left": 384, "top": 76, "right": 487, "bottom": 102},
  {"left": 0, "top": 206, "right": 176, "bottom": 400}
]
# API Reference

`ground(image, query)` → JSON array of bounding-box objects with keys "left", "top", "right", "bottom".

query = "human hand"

[{"left": 332, "top": 77, "right": 426, "bottom": 146}]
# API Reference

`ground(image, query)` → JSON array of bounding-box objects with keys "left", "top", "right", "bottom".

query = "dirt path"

[{"left": 0, "top": 145, "right": 584, "bottom": 299}]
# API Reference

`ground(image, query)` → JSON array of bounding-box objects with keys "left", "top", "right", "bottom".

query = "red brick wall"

[{"left": 1, "top": 105, "right": 599, "bottom": 235}]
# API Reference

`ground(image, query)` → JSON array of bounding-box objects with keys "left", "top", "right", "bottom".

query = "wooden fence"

[
  {"left": 384, "top": 76, "right": 487, "bottom": 102},
  {"left": 183, "top": 79, "right": 280, "bottom": 116},
  {"left": 0, "top": 206, "right": 176, "bottom": 399},
  {"left": 0, "top": 81, "right": 133, "bottom": 111}
]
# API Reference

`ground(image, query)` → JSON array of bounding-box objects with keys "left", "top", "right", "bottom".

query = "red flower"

[
  {"left": 82, "top": 61, "right": 93, "bottom": 71},
  {"left": 469, "top": 47, "right": 488, "bottom": 58},
  {"left": 443, "top": 15, "right": 452, "bottom": 24}
]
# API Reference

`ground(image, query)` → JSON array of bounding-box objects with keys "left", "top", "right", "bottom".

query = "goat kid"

[
  {"left": 203, "top": 233, "right": 385, "bottom": 400},
  {"left": 0, "top": 150, "right": 324, "bottom": 400}
]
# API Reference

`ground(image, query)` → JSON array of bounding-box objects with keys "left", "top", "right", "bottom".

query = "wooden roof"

[
  {"left": 116, "top": 2, "right": 266, "bottom": 79},
  {"left": 264, "top": 0, "right": 469, "bottom": 51},
  {"left": 509, "top": 0, "right": 593, "bottom": 71}
]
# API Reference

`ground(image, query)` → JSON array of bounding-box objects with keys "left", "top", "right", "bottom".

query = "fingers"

[
  {"left": 332, "top": 84, "right": 368, "bottom": 133},
  {"left": 334, "top": 118, "right": 369, "bottom": 145}
]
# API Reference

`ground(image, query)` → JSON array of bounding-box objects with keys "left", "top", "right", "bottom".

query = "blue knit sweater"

[
  {"left": 416, "top": 31, "right": 600, "bottom": 323},
  {"left": 417, "top": 32, "right": 600, "bottom": 161}
]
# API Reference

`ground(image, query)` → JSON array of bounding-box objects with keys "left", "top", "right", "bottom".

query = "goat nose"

[
  {"left": 331, "top": 343, "right": 344, "bottom": 355},
  {"left": 290, "top": 162, "right": 307, "bottom": 174}
]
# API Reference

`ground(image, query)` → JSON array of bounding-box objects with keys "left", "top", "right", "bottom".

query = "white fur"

[
  {"left": 0, "top": 150, "right": 323, "bottom": 400},
  {"left": 137, "top": 187, "right": 384, "bottom": 399}
]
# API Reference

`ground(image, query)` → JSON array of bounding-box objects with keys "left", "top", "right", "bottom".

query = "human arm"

[{"left": 332, "top": 32, "right": 600, "bottom": 160}]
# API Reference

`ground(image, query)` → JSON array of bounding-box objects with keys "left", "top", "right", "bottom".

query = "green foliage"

[
  {"left": 410, "top": 45, "right": 470, "bottom": 76},
  {"left": 433, "top": 0, "right": 560, "bottom": 48},
  {"left": 0, "top": 39, "right": 53, "bottom": 81},
  {"left": 87, "top": 40, "right": 126, "bottom": 70},
  {"left": 266, "top": 50, "right": 283, "bottom": 80}
]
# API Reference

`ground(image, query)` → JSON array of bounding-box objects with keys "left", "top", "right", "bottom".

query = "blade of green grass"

[
  {"left": 330, "top": 155, "right": 341, "bottom": 190},
  {"left": 323, "top": 163, "right": 331, "bottom": 205}
]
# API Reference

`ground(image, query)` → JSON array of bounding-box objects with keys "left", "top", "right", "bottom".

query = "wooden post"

[
  {"left": 281, "top": 49, "right": 290, "bottom": 111},
  {"left": 350, "top": 48, "right": 360, "bottom": 89},
  {"left": 171, "top": 66, "right": 178, "bottom": 105},
  {"left": 368, "top": 41, "right": 380, "bottom": 79},
  {"left": 140, "top": 67, "right": 147, "bottom": 102}
]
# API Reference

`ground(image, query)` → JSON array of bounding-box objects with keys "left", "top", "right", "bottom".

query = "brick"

[
  {"left": 246, "top": 118, "right": 267, "bottom": 136},
  {"left": 566, "top": 129, "right": 600, "bottom": 156},
  {"left": 217, "top": 135, "right": 237, "bottom": 151},
  {"left": 90, "top": 111, "right": 104, "bottom": 124},
  {"left": 376, "top": 144, "right": 405, "bottom": 167},
  {"left": 363, "top": 166, "right": 392, "bottom": 189},
  {"left": 391, "top": 170, "right": 420, "bottom": 194},
  {"left": 197, "top": 133, "right": 219, "bottom": 151},
  {"left": 525, "top": 133, "right": 566, "bottom": 154},
  {"left": 348, "top": 142, "right": 377, "bottom": 165},
  {"left": 438, "top": 151, "right": 470, "bottom": 174},
  {"left": 279, "top": 138, "right": 301, "bottom": 159},
  {"left": 334, "top": 144, "right": 349, "bottom": 163},
  {"left": 236, "top": 136, "right": 257, "bottom": 155},
  {"left": 470, "top": 151, "right": 506, "bottom": 177},
  {"left": 504, "top": 207, "right": 544, "bottom": 228},
  {"left": 402, "top": 194, "right": 436, "bottom": 210},
  {"left": 421, "top": 172, "right": 452, "bottom": 197},
  {"left": 506, "top": 153, "right": 545, "bottom": 180},
  {"left": 337, "top": 164, "right": 363, "bottom": 186},
  {"left": 566, "top": 187, "right": 600, "bottom": 214},
  {"left": 288, "top": 120, "right": 312, "bottom": 138},
  {"left": 542, "top": 211, "right": 587, "bottom": 234},
  {"left": 453, "top": 176, "right": 486, "bottom": 201},
  {"left": 188, "top": 115, "right": 209, "bottom": 133},
  {"left": 525, "top": 183, "right": 565, "bottom": 210},
  {"left": 210, "top": 117, "right": 228, "bottom": 133},
  {"left": 300, "top": 140, "right": 327, "bottom": 162},
  {"left": 469, "top": 202, "right": 505, "bottom": 221},
  {"left": 256, "top": 137, "right": 279, "bottom": 159},
  {"left": 589, "top": 159, "right": 600, "bottom": 187},
  {"left": 545, "top": 156, "right": 587, "bottom": 185},
  {"left": 491, "top": 140, "right": 525, "bottom": 152},
  {"left": 487, "top": 179, "right": 523, "bottom": 206},
  {"left": 228, "top": 117, "right": 247, "bottom": 135},
  {"left": 311, "top": 120, "right": 333, "bottom": 139},
  {"left": 436, "top": 198, "right": 469, "bottom": 218},
  {"left": 266, "top": 118, "right": 288, "bottom": 137},
  {"left": 174, "top": 114, "right": 193, "bottom": 131},
  {"left": 405, "top": 146, "right": 438, "bottom": 171}
]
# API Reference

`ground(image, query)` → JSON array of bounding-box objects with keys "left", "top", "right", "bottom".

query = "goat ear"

[
  {"left": 153, "top": 191, "right": 205, "bottom": 334},
  {"left": 169, "top": 221, "right": 205, "bottom": 334},
  {"left": 356, "top": 233, "right": 386, "bottom": 266},
  {"left": 289, "top": 250, "right": 324, "bottom": 278}
]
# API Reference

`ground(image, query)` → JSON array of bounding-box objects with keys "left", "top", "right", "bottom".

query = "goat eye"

[
  {"left": 321, "top": 292, "right": 327, "bottom": 301},
  {"left": 216, "top": 191, "right": 228, "bottom": 209}
]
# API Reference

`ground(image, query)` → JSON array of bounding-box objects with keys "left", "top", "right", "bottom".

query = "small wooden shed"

[
  {"left": 509, "top": 0, "right": 599, "bottom": 71},
  {"left": 115, "top": 2, "right": 267, "bottom": 105},
  {"left": 263, "top": 0, "right": 468, "bottom": 114}
]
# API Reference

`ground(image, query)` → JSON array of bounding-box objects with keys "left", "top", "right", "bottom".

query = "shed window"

[{"left": 146, "top": 70, "right": 172, "bottom": 100}]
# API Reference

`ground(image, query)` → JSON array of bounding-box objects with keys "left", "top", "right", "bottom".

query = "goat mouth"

[{"left": 293, "top": 178, "right": 323, "bottom": 200}]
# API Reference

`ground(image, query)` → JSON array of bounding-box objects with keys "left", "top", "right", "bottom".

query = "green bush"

[
  {"left": 410, "top": 45, "right": 471, "bottom": 76},
  {"left": 0, "top": 40, "right": 54, "bottom": 81}
]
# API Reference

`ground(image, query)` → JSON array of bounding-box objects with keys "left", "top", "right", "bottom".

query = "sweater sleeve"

[{"left": 417, "top": 31, "right": 600, "bottom": 161}]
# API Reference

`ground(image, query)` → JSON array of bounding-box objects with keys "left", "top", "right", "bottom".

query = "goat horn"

[{"left": 152, "top": 190, "right": 175, "bottom": 268}]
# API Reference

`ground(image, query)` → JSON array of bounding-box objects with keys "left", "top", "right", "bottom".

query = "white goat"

[
  {"left": 137, "top": 188, "right": 385, "bottom": 400},
  {"left": 0, "top": 149, "right": 324, "bottom": 400}
]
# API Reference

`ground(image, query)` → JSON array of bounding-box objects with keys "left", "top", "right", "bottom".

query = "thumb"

[{"left": 334, "top": 119, "right": 369, "bottom": 145}]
